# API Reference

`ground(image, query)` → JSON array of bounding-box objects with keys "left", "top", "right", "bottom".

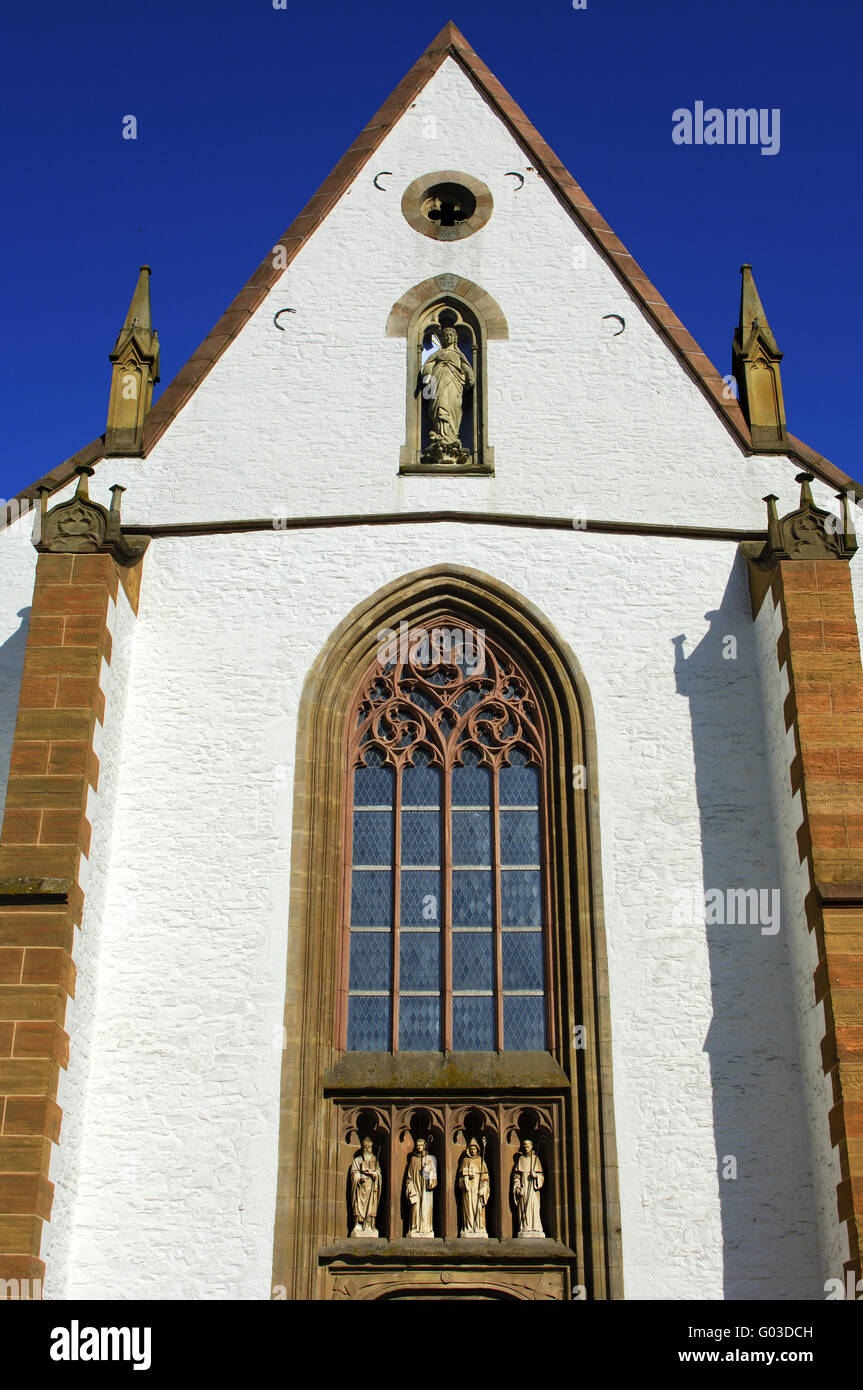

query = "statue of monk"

[
  {"left": 458, "top": 1138, "right": 490, "bottom": 1237},
  {"left": 404, "top": 1136, "right": 437, "bottom": 1237},
  {"left": 512, "top": 1138, "right": 545, "bottom": 1238},
  {"left": 349, "top": 1136, "right": 381, "bottom": 1237}
]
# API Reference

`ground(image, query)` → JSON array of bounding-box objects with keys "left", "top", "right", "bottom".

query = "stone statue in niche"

[
  {"left": 512, "top": 1138, "right": 545, "bottom": 1238},
  {"left": 458, "top": 1138, "right": 490, "bottom": 1237},
  {"left": 349, "top": 1136, "right": 382, "bottom": 1238},
  {"left": 421, "top": 324, "right": 474, "bottom": 468},
  {"left": 404, "top": 1137, "right": 437, "bottom": 1237}
]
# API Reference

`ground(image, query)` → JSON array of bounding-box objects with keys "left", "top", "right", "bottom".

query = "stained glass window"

[{"left": 343, "top": 623, "right": 549, "bottom": 1052}]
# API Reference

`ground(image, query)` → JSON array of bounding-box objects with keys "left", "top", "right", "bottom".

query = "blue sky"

[{"left": 1, "top": 0, "right": 859, "bottom": 501}]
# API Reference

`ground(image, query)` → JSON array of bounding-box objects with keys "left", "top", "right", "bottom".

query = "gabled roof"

[{"left": 9, "top": 20, "right": 860, "bottom": 516}]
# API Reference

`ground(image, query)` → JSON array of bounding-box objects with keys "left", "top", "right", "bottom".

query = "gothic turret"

[
  {"left": 104, "top": 265, "right": 159, "bottom": 456},
  {"left": 731, "top": 264, "right": 787, "bottom": 448}
]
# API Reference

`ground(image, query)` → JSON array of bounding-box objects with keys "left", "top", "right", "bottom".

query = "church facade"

[{"left": 1, "top": 22, "right": 861, "bottom": 1301}]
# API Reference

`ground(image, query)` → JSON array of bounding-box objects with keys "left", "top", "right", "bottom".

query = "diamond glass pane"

[
  {"left": 347, "top": 995, "right": 390, "bottom": 1051},
  {"left": 452, "top": 808, "right": 492, "bottom": 866},
  {"left": 400, "top": 870, "right": 440, "bottom": 926},
  {"left": 452, "top": 870, "right": 493, "bottom": 927},
  {"left": 401, "top": 810, "right": 440, "bottom": 865},
  {"left": 503, "top": 994, "right": 546, "bottom": 1050},
  {"left": 349, "top": 932, "right": 392, "bottom": 991},
  {"left": 502, "top": 931, "right": 544, "bottom": 991},
  {"left": 500, "top": 869, "right": 542, "bottom": 927},
  {"left": 452, "top": 995, "right": 495, "bottom": 1051},
  {"left": 454, "top": 687, "right": 485, "bottom": 716},
  {"left": 352, "top": 810, "right": 394, "bottom": 865},
  {"left": 499, "top": 810, "right": 541, "bottom": 866},
  {"left": 400, "top": 933, "right": 440, "bottom": 991},
  {"left": 499, "top": 762, "right": 540, "bottom": 806},
  {"left": 407, "top": 688, "right": 438, "bottom": 716},
  {"left": 452, "top": 931, "right": 494, "bottom": 991},
  {"left": 399, "top": 995, "right": 441, "bottom": 1050},
  {"left": 452, "top": 764, "right": 492, "bottom": 807},
  {"left": 353, "top": 764, "right": 395, "bottom": 807},
  {"left": 350, "top": 869, "right": 393, "bottom": 927},
  {"left": 402, "top": 764, "right": 442, "bottom": 807}
]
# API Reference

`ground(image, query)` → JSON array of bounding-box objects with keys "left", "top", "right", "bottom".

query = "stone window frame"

[
  {"left": 400, "top": 170, "right": 494, "bottom": 242},
  {"left": 272, "top": 565, "right": 623, "bottom": 1299}
]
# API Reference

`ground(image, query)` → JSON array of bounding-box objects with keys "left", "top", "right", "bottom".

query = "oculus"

[{"left": 401, "top": 169, "right": 493, "bottom": 242}]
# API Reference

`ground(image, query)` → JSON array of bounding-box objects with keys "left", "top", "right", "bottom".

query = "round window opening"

[
  {"left": 420, "top": 182, "right": 477, "bottom": 228},
  {"left": 401, "top": 171, "right": 493, "bottom": 241}
]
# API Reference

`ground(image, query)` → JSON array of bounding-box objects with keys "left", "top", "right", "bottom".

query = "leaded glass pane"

[
  {"left": 348, "top": 631, "right": 552, "bottom": 1056},
  {"left": 452, "top": 995, "right": 495, "bottom": 1050},
  {"left": 452, "top": 870, "right": 493, "bottom": 927},
  {"left": 401, "top": 809, "right": 440, "bottom": 865},
  {"left": 349, "top": 932, "right": 392, "bottom": 991},
  {"left": 452, "top": 764, "right": 492, "bottom": 807},
  {"left": 499, "top": 809, "right": 541, "bottom": 865},
  {"left": 499, "top": 761, "right": 540, "bottom": 806},
  {"left": 400, "top": 932, "right": 440, "bottom": 991},
  {"left": 500, "top": 869, "right": 542, "bottom": 927},
  {"left": 353, "top": 763, "right": 395, "bottom": 806},
  {"left": 350, "top": 869, "right": 393, "bottom": 927},
  {"left": 452, "top": 931, "right": 494, "bottom": 991},
  {"left": 452, "top": 808, "right": 492, "bottom": 865},
  {"left": 503, "top": 994, "right": 546, "bottom": 1050},
  {"left": 352, "top": 809, "right": 394, "bottom": 865},
  {"left": 502, "top": 931, "right": 544, "bottom": 991},
  {"left": 399, "top": 995, "right": 441, "bottom": 1050},
  {"left": 402, "top": 764, "right": 442, "bottom": 807},
  {"left": 400, "top": 869, "right": 440, "bottom": 926},
  {"left": 347, "top": 995, "right": 390, "bottom": 1051}
]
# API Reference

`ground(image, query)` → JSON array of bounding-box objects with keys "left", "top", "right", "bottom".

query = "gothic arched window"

[{"left": 340, "top": 622, "right": 553, "bottom": 1053}]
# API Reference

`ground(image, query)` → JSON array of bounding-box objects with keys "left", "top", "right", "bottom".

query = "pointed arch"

[
  {"left": 386, "top": 276, "right": 509, "bottom": 340},
  {"left": 272, "top": 565, "right": 622, "bottom": 1300}
]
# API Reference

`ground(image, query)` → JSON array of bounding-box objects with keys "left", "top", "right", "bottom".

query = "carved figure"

[
  {"left": 404, "top": 1137, "right": 437, "bottom": 1237},
  {"left": 421, "top": 325, "right": 474, "bottom": 464},
  {"left": 349, "top": 1137, "right": 381, "bottom": 1237},
  {"left": 512, "top": 1138, "right": 544, "bottom": 1238},
  {"left": 458, "top": 1139, "right": 490, "bottom": 1237}
]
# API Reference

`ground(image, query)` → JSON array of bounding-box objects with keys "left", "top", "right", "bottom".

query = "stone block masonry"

[{"left": 0, "top": 550, "right": 140, "bottom": 1297}]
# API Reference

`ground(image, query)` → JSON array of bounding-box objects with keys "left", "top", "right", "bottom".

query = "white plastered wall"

[
  {"left": 0, "top": 508, "right": 40, "bottom": 814},
  {"left": 58, "top": 526, "right": 818, "bottom": 1299}
]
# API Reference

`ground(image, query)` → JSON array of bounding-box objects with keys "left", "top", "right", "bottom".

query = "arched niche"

[{"left": 387, "top": 279, "right": 507, "bottom": 475}]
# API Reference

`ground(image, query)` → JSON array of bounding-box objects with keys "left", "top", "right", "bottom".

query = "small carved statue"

[
  {"left": 512, "top": 1138, "right": 545, "bottom": 1238},
  {"left": 458, "top": 1138, "right": 490, "bottom": 1237},
  {"left": 421, "top": 325, "right": 474, "bottom": 467},
  {"left": 404, "top": 1136, "right": 437, "bottom": 1238},
  {"left": 349, "top": 1136, "right": 382, "bottom": 1238}
]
